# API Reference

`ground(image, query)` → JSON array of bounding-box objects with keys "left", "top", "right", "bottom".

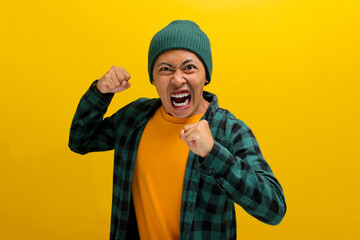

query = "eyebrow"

[
  {"left": 157, "top": 62, "right": 174, "bottom": 68},
  {"left": 157, "top": 59, "right": 196, "bottom": 68}
]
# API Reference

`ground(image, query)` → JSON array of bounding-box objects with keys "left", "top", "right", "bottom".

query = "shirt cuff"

[
  {"left": 83, "top": 80, "right": 114, "bottom": 112},
  {"left": 198, "top": 141, "right": 234, "bottom": 177}
]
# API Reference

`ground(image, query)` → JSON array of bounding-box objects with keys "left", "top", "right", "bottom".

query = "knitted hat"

[{"left": 148, "top": 20, "right": 212, "bottom": 85}]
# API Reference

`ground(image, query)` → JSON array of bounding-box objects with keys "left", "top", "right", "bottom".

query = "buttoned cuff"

[
  {"left": 198, "top": 141, "right": 234, "bottom": 177},
  {"left": 83, "top": 80, "right": 114, "bottom": 113}
]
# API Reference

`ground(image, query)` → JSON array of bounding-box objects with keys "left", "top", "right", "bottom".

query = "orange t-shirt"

[{"left": 132, "top": 106, "right": 202, "bottom": 240}]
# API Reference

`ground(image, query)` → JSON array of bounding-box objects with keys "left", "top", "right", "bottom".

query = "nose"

[{"left": 172, "top": 69, "right": 186, "bottom": 87}]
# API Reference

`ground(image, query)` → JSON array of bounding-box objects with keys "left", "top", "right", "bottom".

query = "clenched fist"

[
  {"left": 180, "top": 120, "right": 214, "bottom": 158},
  {"left": 96, "top": 66, "right": 131, "bottom": 94}
]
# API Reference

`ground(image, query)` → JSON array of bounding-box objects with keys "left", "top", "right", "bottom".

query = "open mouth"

[{"left": 170, "top": 91, "right": 191, "bottom": 108}]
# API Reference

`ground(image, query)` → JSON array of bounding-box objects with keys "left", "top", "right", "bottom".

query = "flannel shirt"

[{"left": 69, "top": 82, "right": 286, "bottom": 240}]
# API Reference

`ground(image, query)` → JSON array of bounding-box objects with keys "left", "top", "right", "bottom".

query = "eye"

[
  {"left": 184, "top": 64, "right": 196, "bottom": 71},
  {"left": 160, "top": 67, "right": 172, "bottom": 72}
]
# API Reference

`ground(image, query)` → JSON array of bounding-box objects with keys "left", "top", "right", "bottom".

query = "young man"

[{"left": 69, "top": 20, "right": 286, "bottom": 240}]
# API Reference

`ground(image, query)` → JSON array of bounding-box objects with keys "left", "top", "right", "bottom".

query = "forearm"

[
  {"left": 198, "top": 136, "right": 286, "bottom": 225},
  {"left": 68, "top": 81, "right": 115, "bottom": 154}
]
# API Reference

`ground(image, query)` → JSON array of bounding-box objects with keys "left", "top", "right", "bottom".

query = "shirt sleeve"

[
  {"left": 68, "top": 81, "right": 117, "bottom": 155},
  {"left": 198, "top": 125, "right": 287, "bottom": 225}
]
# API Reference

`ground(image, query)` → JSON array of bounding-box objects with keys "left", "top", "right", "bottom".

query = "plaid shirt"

[{"left": 69, "top": 83, "right": 286, "bottom": 240}]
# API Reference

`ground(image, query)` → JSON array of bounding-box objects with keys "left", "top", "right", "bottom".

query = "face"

[{"left": 152, "top": 49, "right": 209, "bottom": 118}]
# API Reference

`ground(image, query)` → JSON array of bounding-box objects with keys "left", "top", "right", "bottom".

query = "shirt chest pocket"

[{"left": 195, "top": 174, "right": 230, "bottom": 215}]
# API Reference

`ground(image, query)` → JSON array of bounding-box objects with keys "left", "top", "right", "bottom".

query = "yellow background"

[{"left": 1, "top": 0, "right": 359, "bottom": 239}]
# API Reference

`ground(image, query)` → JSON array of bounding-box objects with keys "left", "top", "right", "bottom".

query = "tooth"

[
  {"left": 171, "top": 93, "right": 190, "bottom": 98},
  {"left": 172, "top": 98, "right": 189, "bottom": 107}
]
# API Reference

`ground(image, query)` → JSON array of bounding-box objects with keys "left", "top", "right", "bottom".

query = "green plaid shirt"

[{"left": 69, "top": 83, "right": 286, "bottom": 240}]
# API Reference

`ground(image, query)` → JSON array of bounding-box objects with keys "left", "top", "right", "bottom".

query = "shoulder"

[
  {"left": 204, "top": 91, "right": 249, "bottom": 133},
  {"left": 108, "top": 97, "right": 161, "bottom": 128},
  {"left": 204, "top": 91, "right": 253, "bottom": 137},
  {"left": 210, "top": 106, "right": 250, "bottom": 136},
  {"left": 210, "top": 107, "right": 261, "bottom": 155},
  {"left": 124, "top": 97, "right": 160, "bottom": 111}
]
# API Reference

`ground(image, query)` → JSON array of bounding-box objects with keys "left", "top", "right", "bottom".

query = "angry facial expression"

[{"left": 152, "top": 49, "right": 209, "bottom": 118}]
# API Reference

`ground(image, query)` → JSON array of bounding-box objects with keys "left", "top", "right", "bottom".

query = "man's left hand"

[{"left": 180, "top": 120, "right": 214, "bottom": 158}]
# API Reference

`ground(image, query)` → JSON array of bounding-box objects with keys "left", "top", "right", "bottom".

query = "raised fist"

[
  {"left": 96, "top": 66, "right": 131, "bottom": 94},
  {"left": 180, "top": 120, "right": 214, "bottom": 158}
]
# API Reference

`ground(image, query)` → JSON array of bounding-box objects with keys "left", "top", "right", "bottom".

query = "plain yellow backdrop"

[{"left": 1, "top": 0, "right": 359, "bottom": 239}]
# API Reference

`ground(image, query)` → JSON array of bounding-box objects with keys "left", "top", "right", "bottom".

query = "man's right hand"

[{"left": 95, "top": 66, "right": 131, "bottom": 94}]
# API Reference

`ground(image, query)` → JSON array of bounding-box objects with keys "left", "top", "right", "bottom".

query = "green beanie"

[{"left": 148, "top": 20, "right": 212, "bottom": 85}]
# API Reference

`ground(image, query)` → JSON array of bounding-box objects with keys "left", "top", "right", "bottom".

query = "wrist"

[{"left": 93, "top": 81, "right": 106, "bottom": 94}]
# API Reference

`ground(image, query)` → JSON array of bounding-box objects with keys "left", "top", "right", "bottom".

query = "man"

[{"left": 69, "top": 20, "right": 286, "bottom": 240}]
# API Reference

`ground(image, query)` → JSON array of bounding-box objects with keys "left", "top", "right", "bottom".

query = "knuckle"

[{"left": 201, "top": 121, "right": 208, "bottom": 128}]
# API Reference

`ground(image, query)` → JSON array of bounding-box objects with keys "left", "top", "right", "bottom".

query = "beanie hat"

[{"left": 148, "top": 20, "right": 212, "bottom": 85}]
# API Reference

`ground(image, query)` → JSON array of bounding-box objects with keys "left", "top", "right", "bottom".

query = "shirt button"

[{"left": 209, "top": 169, "right": 215, "bottom": 174}]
